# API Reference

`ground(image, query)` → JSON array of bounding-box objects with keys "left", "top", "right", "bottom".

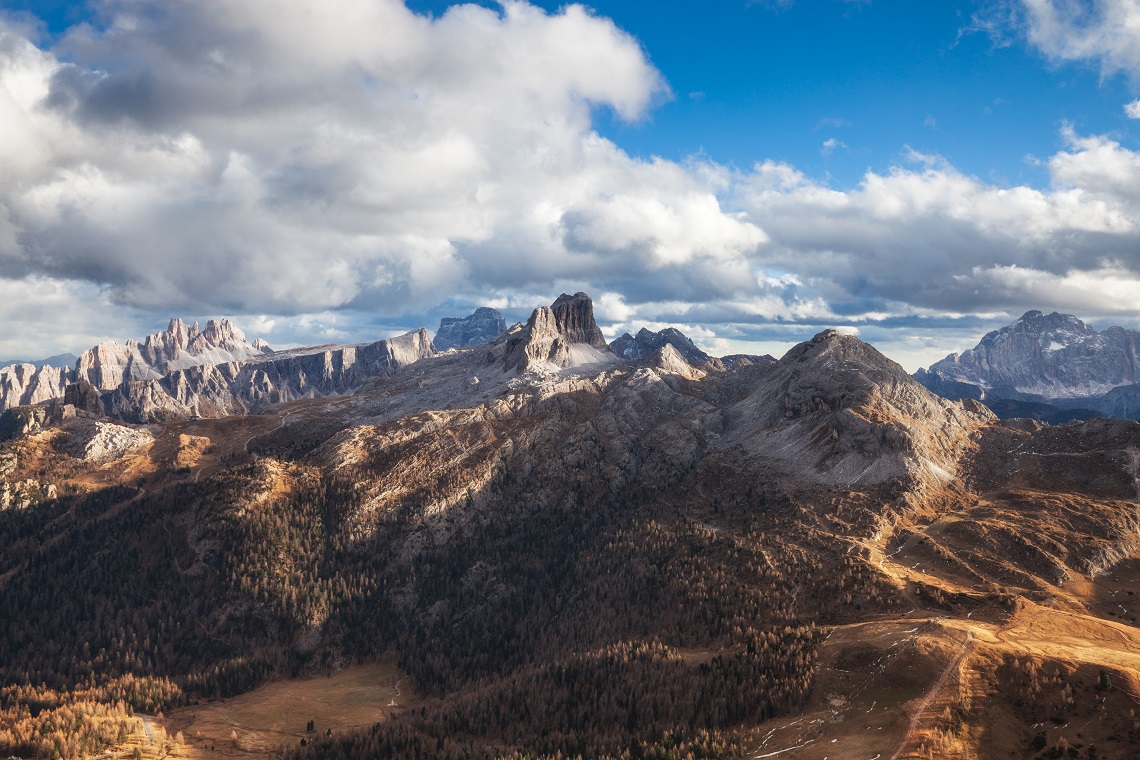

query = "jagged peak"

[
  {"left": 998, "top": 310, "right": 1092, "bottom": 337},
  {"left": 199, "top": 318, "right": 246, "bottom": 344},
  {"left": 610, "top": 325, "right": 709, "bottom": 365},
  {"left": 503, "top": 292, "right": 611, "bottom": 372}
]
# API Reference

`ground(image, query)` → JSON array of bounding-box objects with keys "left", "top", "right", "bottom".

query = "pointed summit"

[{"left": 722, "top": 329, "right": 992, "bottom": 487}]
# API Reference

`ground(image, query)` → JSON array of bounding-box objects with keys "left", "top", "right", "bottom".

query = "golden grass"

[{"left": 161, "top": 661, "right": 412, "bottom": 759}]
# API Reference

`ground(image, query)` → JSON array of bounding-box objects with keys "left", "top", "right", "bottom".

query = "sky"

[{"left": 1, "top": 0, "right": 1140, "bottom": 370}]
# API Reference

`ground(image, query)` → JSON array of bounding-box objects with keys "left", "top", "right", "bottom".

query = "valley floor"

[{"left": 159, "top": 661, "right": 412, "bottom": 759}]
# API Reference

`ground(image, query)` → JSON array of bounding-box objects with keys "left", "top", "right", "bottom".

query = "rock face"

[
  {"left": 725, "top": 330, "right": 994, "bottom": 487},
  {"left": 917, "top": 311, "right": 1140, "bottom": 401},
  {"left": 101, "top": 328, "right": 436, "bottom": 423},
  {"left": 74, "top": 318, "right": 273, "bottom": 392},
  {"left": 610, "top": 327, "right": 710, "bottom": 366},
  {"left": 64, "top": 421, "right": 154, "bottom": 462},
  {"left": 63, "top": 381, "right": 104, "bottom": 416},
  {"left": 0, "top": 318, "right": 436, "bottom": 424},
  {"left": 0, "top": 364, "right": 71, "bottom": 410},
  {"left": 434, "top": 308, "right": 507, "bottom": 350},
  {"left": 502, "top": 293, "right": 613, "bottom": 373}
]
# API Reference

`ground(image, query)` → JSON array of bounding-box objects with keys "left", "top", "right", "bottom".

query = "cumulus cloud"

[
  {"left": 1018, "top": 0, "right": 1140, "bottom": 77},
  {"left": 733, "top": 127, "right": 1140, "bottom": 323},
  {"left": 1127, "top": 99, "right": 1140, "bottom": 117},
  {"left": 2, "top": 0, "right": 1140, "bottom": 372},
  {"left": 3, "top": 0, "right": 763, "bottom": 320}
]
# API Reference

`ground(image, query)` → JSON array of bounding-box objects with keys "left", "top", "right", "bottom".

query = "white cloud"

[
  {"left": 1125, "top": 99, "right": 1140, "bottom": 117},
  {"left": 2, "top": 0, "right": 745, "bottom": 321},
  {"left": 1019, "top": 0, "right": 1140, "bottom": 77},
  {"left": 960, "top": 264, "right": 1140, "bottom": 313},
  {"left": 2, "top": 1, "right": 1140, "bottom": 372},
  {"left": 820, "top": 137, "right": 846, "bottom": 156},
  {"left": 733, "top": 126, "right": 1140, "bottom": 319}
]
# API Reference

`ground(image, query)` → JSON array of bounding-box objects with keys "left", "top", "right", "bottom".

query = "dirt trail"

[{"left": 889, "top": 630, "right": 974, "bottom": 760}]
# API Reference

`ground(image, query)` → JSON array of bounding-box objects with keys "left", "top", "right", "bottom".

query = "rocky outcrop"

[
  {"left": 502, "top": 293, "right": 613, "bottom": 373},
  {"left": 102, "top": 328, "right": 436, "bottom": 423},
  {"left": 917, "top": 311, "right": 1140, "bottom": 402},
  {"left": 652, "top": 343, "right": 705, "bottom": 380},
  {"left": 0, "top": 364, "right": 71, "bottom": 410},
  {"left": 610, "top": 327, "right": 710, "bottom": 366},
  {"left": 64, "top": 381, "right": 104, "bottom": 416},
  {"left": 724, "top": 330, "right": 994, "bottom": 487},
  {"left": 63, "top": 421, "right": 154, "bottom": 462},
  {"left": 434, "top": 308, "right": 507, "bottom": 350}
]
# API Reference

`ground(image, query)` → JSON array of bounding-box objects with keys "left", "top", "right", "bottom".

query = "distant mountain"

[
  {"left": 0, "top": 318, "right": 274, "bottom": 413},
  {"left": 0, "top": 318, "right": 441, "bottom": 423},
  {"left": 433, "top": 307, "right": 507, "bottom": 350},
  {"left": 980, "top": 398, "right": 1100, "bottom": 425},
  {"left": 0, "top": 353, "right": 79, "bottom": 371},
  {"left": 916, "top": 310, "right": 1140, "bottom": 420},
  {"left": 610, "top": 327, "right": 710, "bottom": 366}
]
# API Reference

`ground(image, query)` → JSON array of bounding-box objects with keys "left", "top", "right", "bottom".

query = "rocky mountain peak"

[
  {"left": 610, "top": 325, "right": 710, "bottom": 366},
  {"left": 983, "top": 310, "right": 1095, "bottom": 347},
  {"left": 434, "top": 307, "right": 507, "bottom": 350},
  {"left": 727, "top": 329, "right": 993, "bottom": 487},
  {"left": 549, "top": 292, "right": 607, "bottom": 347},
  {"left": 165, "top": 317, "right": 198, "bottom": 343},
  {"left": 193, "top": 318, "right": 246, "bottom": 348},
  {"left": 918, "top": 310, "right": 1140, "bottom": 402},
  {"left": 652, "top": 343, "right": 705, "bottom": 380},
  {"left": 502, "top": 292, "right": 613, "bottom": 373}
]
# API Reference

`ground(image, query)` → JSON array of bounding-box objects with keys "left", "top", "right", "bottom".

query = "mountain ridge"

[{"left": 917, "top": 309, "right": 1140, "bottom": 420}]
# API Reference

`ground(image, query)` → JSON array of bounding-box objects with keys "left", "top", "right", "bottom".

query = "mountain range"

[{"left": 2, "top": 296, "right": 1140, "bottom": 759}]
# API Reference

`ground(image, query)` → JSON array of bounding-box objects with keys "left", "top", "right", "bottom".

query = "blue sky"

[
  {"left": 1, "top": 0, "right": 1140, "bottom": 370},
  {"left": 408, "top": 0, "right": 1138, "bottom": 187}
]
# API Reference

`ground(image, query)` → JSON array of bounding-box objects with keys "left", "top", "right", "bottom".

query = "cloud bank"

[{"left": 1, "top": 0, "right": 1139, "bottom": 369}]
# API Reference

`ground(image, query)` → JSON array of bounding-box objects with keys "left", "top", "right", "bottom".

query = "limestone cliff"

[
  {"left": 502, "top": 293, "right": 612, "bottom": 373},
  {"left": 434, "top": 308, "right": 507, "bottom": 350}
]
